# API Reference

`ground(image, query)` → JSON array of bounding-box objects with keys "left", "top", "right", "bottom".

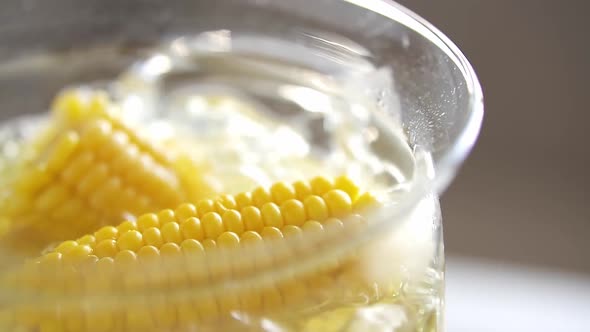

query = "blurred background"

[
  {"left": 398, "top": 0, "right": 589, "bottom": 274},
  {"left": 396, "top": 0, "right": 590, "bottom": 330}
]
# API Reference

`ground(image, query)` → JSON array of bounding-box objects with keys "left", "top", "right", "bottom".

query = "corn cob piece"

[
  {"left": 0, "top": 89, "right": 217, "bottom": 256},
  {"left": 1, "top": 176, "right": 383, "bottom": 332}
]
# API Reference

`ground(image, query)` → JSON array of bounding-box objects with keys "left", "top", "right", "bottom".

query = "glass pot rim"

[
  {"left": 0, "top": 0, "right": 482, "bottom": 306},
  {"left": 364, "top": 0, "right": 484, "bottom": 193}
]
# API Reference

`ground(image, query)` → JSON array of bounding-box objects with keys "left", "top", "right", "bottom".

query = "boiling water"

[{"left": 0, "top": 32, "right": 443, "bottom": 331}]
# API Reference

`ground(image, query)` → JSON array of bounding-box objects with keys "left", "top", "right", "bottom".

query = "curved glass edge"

[{"left": 344, "top": 0, "right": 484, "bottom": 194}]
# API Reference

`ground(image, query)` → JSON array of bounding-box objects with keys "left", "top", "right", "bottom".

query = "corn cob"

[
  {"left": 0, "top": 89, "right": 216, "bottom": 256},
  {"left": 1, "top": 176, "right": 382, "bottom": 331}
]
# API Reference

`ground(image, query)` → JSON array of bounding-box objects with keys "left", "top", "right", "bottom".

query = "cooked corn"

[
  {"left": 0, "top": 90, "right": 216, "bottom": 255},
  {"left": 2, "top": 176, "right": 380, "bottom": 331}
]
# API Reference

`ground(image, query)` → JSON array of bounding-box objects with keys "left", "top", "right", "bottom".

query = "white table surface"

[{"left": 446, "top": 257, "right": 590, "bottom": 332}]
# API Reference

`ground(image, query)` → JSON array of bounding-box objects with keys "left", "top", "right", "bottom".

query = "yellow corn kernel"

[
  {"left": 157, "top": 209, "right": 176, "bottom": 225},
  {"left": 181, "top": 238, "right": 205, "bottom": 255},
  {"left": 77, "top": 163, "right": 109, "bottom": 196},
  {"left": 241, "top": 206, "right": 263, "bottom": 232},
  {"left": 117, "top": 220, "right": 137, "bottom": 233},
  {"left": 172, "top": 155, "right": 219, "bottom": 204},
  {"left": 217, "top": 194, "right": 237, "bottom": 211},
  {"left": 196, "top": 199, "right": 215, "bottom": 218},
  {"left": 137, "top": 213, "right": 160, "bottom": 232},
  {"left": 222, "top": 210, "right": 244, "bottom": 234},
  {"left": 217, "top": 232, "right": 240, "bottom": 249},
  {"left": 180, "top": 217, "right": 204, "bottom": 242},
  {"left": 39, "top": 252, "right": 62, "bottom": 269},
  {"left": 138, "top": 245, "right": 160, "bottom": 261},
  {"left": 353, "top": 192, "right": 379, "bottom": 212},
  {"left": 87, "top": 92, "right": 111, "bottom": 118},
  {"left": 293, "top": 180, "right": 313, "bottom": 200},
  {"left": 214, "top": 201, "right": 229, "bottom": 215},
  {"left": 13, "top": 166, "right": 51, "bottom": 196},
  {"left": 80, "top": 119, "right": 112, "bottom": 150},
  {"left": 52, "top": 89, "right": 85, "bottom": 121},
  {"left": 95, "top": 239, "right": 118, "bottom": 259},
  {"left": 95, "top": 256, "right": 114, "bottom": 282},
  {"left": 202, "top": 212, "right": 224, "bottom": 239},
  {"left": 117, "top": 230, "right": 144, "bottom": 252},
  {"left": 63, "top": 245, "right": 92, "bottom": 266},
  {"left": 110, "top": 144, "right": 139, "bottom": 174},
  {"left": 143, "top": 227, "right": 164, "bottom": 248},
  {"left": 304, "top": 195, "right": 329, "bottom": 222},
  {"left": 60, "top": 151, "right": 95, "bottom": 184},
  {"left": 202, "top": 238, "right": 217, "bottom": 252},
  {"left": 251, "top": 187, "right": 272, "bottom": 207},
  {"left": 160, "top": 242, "right": 181, "bottom": 257},
  {"left": 240, "top": 230, "right": 263, "bottom": 247},
  {"left": 45, "top": 131, "right": 80, "bottom": 173},
  {"left": 261, "top": 203, "right": 284, "bottom": 228},
  {"left": 174, "top": 203, "right": 197, "bottom": 222},
  {"left": 161, "top": 222, "right": 182, "bottom": 244},
  {"left": 97, "top": 130, "right": 129, "bottom": 160},
  {"left": 310, "top": 176, "right": 333, "bottom": 196},
  {"left": 94, "top": 226, "right": 118, "bottom": 242},
  {"left": 234, "top": 192, "right": 252, "bottom": 210},
  {"left": 114, "top": 250, "right": 137, "bottom": 267},
  {"left": 324, "top": 218, "right": 345, "bottom": 232},
  {"left": 261, "top": 226, "right": 284, "bottom": 241},
  {"left": 280, "top": 199, "right": 306, "bottom": 227},
  {"left": 160, "top": 243, "right": 184, "bottom": 286},
  {"left": 76, "top": 234, "right": 96, "bottom": 247},
  {"left": 322, "top": 189, "right": 353, "bottom": 217},
  {"left": 282, "top": 225, "right": 304, "bottom": 239},
  {"left": 54, "top": 240, "right": 78, "bottom": 255},
  {"left": 270, "top": 182, "right": 296, "bottom": 205},
  {"left": 302, "top": 220, "right": 325, "bottom": 235},
  {"left": 35, "top": 185, "right": 69, "bottom": 212},
  {"left": 334, "top": 175, "right": 361, "bottom": 201}
]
